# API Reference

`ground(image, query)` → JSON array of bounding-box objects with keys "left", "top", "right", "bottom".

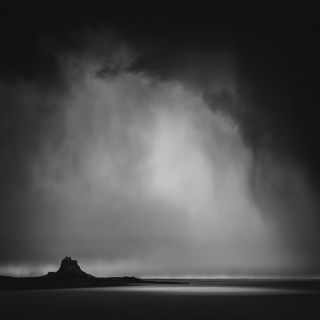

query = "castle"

[{"left": 47, "top": 256, "right": 94, "bottom": 279}]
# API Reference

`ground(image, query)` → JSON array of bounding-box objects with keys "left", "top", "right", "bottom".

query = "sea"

[{"left": 1, "top": 283, "right": 319, "bottom": 319}]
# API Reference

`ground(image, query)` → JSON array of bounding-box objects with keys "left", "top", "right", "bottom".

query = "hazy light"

[{"left": 1, "top": 45, "right": 318, "bottom": 277}]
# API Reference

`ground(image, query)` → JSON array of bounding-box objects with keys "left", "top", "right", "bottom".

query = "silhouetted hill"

[
  {"left": 45, "top": 256, "right": 94, "bottom": 279},
  {"left": 0, "top": 257, "right": 144, "bottom": 290}
]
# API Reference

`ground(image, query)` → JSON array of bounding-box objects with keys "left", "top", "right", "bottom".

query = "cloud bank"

[{"left": 0, "top": 38, "right": 319, "bottom": 277}]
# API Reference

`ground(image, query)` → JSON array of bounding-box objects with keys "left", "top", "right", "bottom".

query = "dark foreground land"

[
  {"left": 1, "top": 273, "right": 320, "bottom": 291},
  {"left": 0, "top": 273, "right": 147, "bottom": 290},
  {"left": 0, "top": 284, "right": 320, "bottom": 320}
]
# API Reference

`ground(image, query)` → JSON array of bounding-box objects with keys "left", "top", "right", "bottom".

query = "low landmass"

[
  {"left": 1, "top": 257, "right": 320, "bottom": 291},
  {"left": 0, "top": 256, "right": 177, "bottom": 290}
]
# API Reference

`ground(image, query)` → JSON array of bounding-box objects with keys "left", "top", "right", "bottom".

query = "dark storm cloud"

[{"left": 0, "top": 4, "right": 320, "bottom": 275}]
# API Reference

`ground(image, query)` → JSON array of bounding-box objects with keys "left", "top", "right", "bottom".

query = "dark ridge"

[{"left": 0, "top": 257, "right": 144, "bottom": 290}]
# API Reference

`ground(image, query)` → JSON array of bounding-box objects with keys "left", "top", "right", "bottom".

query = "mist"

[{"left": 0, "top": 40, "right": 319, "bottom": 277}]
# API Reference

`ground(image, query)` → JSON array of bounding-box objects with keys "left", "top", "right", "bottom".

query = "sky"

[{"left": 1, "top": 4, "right": 320, "bottom": 277}]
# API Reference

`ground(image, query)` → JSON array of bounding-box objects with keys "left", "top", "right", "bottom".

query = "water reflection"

[{"left": 104, "top": 285, "right": 312, "bottom": 295}]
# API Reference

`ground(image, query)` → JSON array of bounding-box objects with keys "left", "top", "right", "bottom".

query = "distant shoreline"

[{"left": 1, "top": 276, "right": 320, "bottom": 291}]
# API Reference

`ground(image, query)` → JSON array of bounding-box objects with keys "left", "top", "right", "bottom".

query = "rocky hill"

[
  {"left": 46, "top": 256, "right": 94, "bottom": 279},
  {"left": 0, "top": 256, "right": 144, "bottom": 290}
]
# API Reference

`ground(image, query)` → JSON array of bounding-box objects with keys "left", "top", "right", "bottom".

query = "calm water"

[
  {"left": 103, "top": 285, "right": 315, "bottom": 294},
  {"left": 1, "top": 286, "right": 319, "bottom": 319}
]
